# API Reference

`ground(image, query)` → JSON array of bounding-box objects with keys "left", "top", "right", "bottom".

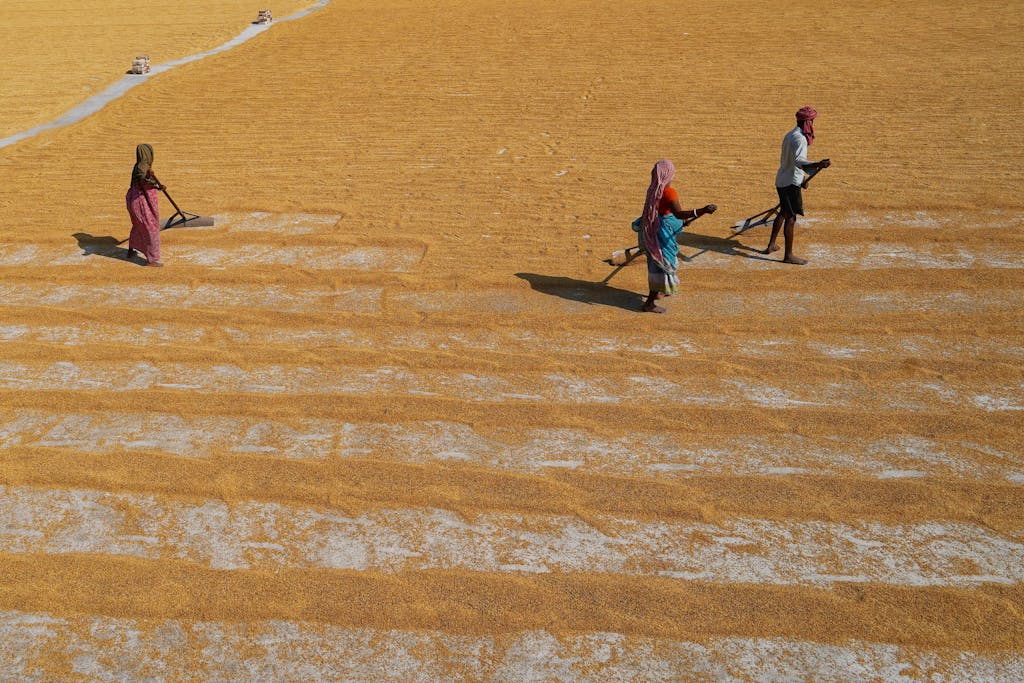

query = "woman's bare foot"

[
  {"left": 146, "top": 260, "right": 165, "bottom": 267},
  {"left": 764, "top": 244, "right": 780, "bottom": 254},
  {"left": 642, "top": 302, "right": 666, "bottom": 313},
  {"left": 782, "top": 255, "right": 807, "bottom": 265}
]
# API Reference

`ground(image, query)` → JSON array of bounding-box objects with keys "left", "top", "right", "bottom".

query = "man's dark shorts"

[{"left": 776, "top": 184, "right": 804, "bottom": 216}]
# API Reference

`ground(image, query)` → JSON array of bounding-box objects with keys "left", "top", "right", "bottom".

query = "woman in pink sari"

[{"left": 125, "top": 143, "right": 165, "bottom": 266}]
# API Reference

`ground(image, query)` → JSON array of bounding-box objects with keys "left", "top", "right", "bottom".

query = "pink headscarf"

[
  {"left": 796, "top": 106, "right": 818, "bottom": 145},
  {"left": 641, "top": 159, "right": 675, "bottom": 273}
]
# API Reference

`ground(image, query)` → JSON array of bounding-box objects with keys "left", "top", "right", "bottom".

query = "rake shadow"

[
  {"left": 515, "top": 272, "right": 644, "bottom": 312},
  {"left": 72, "top": 232, "right": 144, "bottom": 265},
  {"left": 677, "top": 229, "right": 774, "bottom": 263}
]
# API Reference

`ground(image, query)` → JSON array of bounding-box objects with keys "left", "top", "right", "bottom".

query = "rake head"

[{"left": 162, "top": 211, "right": 215, "bottom": 230}]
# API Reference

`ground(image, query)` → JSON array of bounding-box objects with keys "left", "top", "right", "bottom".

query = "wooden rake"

[
  {"left": 730, "top": 166, "right": 824, "bottom": 236},
  {"left": 601, "top": 215, "right": 697, "bottom": 284},
  {"left": 161, "top": 188, "right": 214, "bottom": 230}
]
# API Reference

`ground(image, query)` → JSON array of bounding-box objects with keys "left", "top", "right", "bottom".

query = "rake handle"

[
  {"left": 160, "top": 187, "right": 184, "bottom": 215},
  {"left": 801, "top": 164, "right": 824, "bottom": 189}
]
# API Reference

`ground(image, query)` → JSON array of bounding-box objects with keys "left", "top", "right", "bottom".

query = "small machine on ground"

[{"left": 129, "top": 55, "right": 151, "bottom": 74}]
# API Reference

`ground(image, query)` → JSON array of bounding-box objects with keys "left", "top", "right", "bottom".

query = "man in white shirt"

[{"left": 764, "top": 106, "right": 831, "bottom": 264}]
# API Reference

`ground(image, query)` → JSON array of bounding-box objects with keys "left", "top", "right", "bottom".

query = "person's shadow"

[
  {"left": 515, "top": 272, "right": 645, "bottom": 311},
  {"left": 72, "top": 233, "right": 144, "bottom": 265}
]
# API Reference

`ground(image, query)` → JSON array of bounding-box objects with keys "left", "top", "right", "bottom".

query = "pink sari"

[
  {"left": 126, "top": 184, "right": 160, "bottom": 263},
  {"left": 640, "top": 159, "right": 675, "bottom": 274}
]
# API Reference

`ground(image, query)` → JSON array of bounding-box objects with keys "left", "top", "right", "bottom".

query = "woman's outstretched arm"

[{"left": 668, "top": 197, "right": 717, "bottom": 222}]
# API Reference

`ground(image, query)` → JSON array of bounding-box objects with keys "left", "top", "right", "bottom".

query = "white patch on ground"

[
  {"left": 3, "top": 412, "right": 1020, "bottom": 480},
  {"left": 0, "top": 244, "right": 40, "bottom": 266},
  {"left": 213, "top": 212, "right": 341, "bottom": 235},
  {"left": 877, "top": 470, "right": 927, "bottom": 479},
  {"left": 2, "top": 613, "right": 1023, "bottom": 682},
  {"left": 680, "top": 242, "right": 1024, "bottom": 270},
  {"left": 814, "top": 210, "right": 1024, "bottom": 231},
  {"left": 172, "top": 245, "right": 421, "bottom": 272},
  {"left": 0, "top": 281, "right": 1018, "bottom": 320},
  {"left": 37, "top": 243, "right": 424, "bottom": 272},
  {"left": 0, "top": 284, "right": 381, "bottom": 313},
  {"left": 0, "top": 325, "right": 30, "bottom": 342},
  {"left": 0, "top": 322, "right": 208, "bottom": 347},
  {"left": 806, "top": 341, "right": 870, "bottom": 359},
  {"left": 394, "top": 289, "right": 1020, "bottom": 316},
  {"left": 723, "top": 379, "right": 827, "bottom": 407},
  {"left": 2, "top": 360, "right": 1019, "bottom": 410},
  {"left": 2, "top": 485, "right": 1022, "bottom": 585},
  {"left": 972, "top": 393, "right": 1024, "bottom": 411},
  {"left": 393, "top": 290, "right": 536, "bottom": 313}
]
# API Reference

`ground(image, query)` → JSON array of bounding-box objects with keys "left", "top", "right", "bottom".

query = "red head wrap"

[{"left": 796, "top": 106, "right": 818, "bottom": 145}]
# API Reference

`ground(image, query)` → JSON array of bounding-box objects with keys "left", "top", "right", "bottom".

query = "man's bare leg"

[
  {"left": 764, "top": 212, "right": 785, "bottom": 254},
  {"left": 642, "top": 290, "right": 666, "bottom": 313},
  {"left": 782, "top": 215, "right": 807, "bottom": 265}
]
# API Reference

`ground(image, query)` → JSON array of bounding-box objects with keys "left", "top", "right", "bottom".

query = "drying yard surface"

[
  {"left": 0, "top": 0, "right": 314, "bottom": 139},
  {"left": 0, "top": 0, "right": 1023, "bottom": 679}
]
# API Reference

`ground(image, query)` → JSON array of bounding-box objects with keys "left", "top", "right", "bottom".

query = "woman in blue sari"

[{"left": 635, "top": 159, "right": 716, "bottom": 313}]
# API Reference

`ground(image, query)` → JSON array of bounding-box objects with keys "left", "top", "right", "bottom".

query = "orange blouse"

[{"left": 658, "top": 186, "right": 678, "bottom": 215}]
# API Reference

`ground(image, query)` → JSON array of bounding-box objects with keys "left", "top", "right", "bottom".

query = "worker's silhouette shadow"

[
  {"left": 72, "top": 233, "right": 144, "bottom": 265},
  {"left": 677, "top": 229, "right": 774, "bottom": 263},
  {"left": 515, "top": 273, "right": 644, "bottom": 311}
]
